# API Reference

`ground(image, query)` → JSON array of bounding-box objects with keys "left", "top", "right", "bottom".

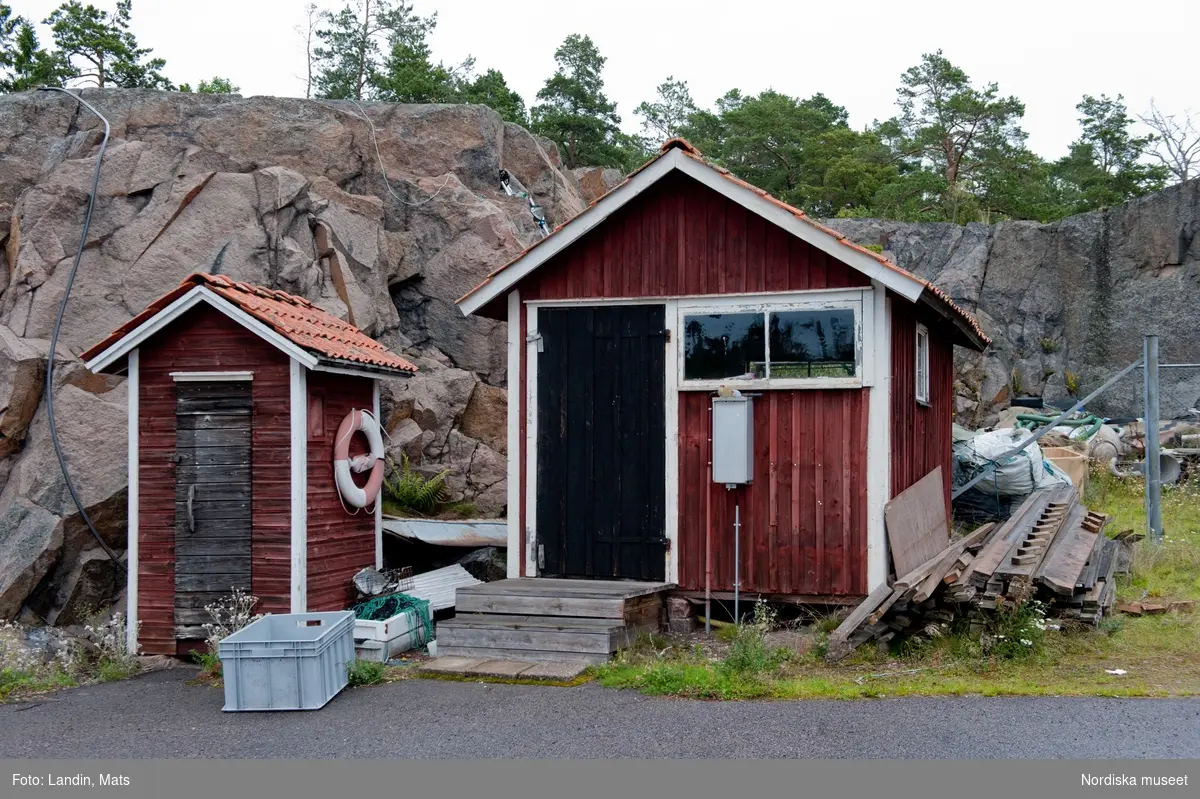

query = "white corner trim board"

[
  {"left": 663, "top": 299, "right": 680, "bottom": 584},
  {"left": 289, "top": 360, "right": 308, "bottom": 613},
  {"left": 865, "top": 284, "right": 892, "bottom": 591},
  {"left": 506, "top": 290, "right": 522, "bottom": 579},
  {"left": 126, "top": 349, "right": 140, "bottom": 654}
]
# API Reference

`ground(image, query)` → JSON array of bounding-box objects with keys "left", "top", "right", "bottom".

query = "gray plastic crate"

[{"left": 218, "top": 611, "right": 355, "bottom": 711}]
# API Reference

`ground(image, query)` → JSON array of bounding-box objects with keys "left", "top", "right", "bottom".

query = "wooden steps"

[{"left": 438, "top": 578, "right": 673, "bottom": 663}]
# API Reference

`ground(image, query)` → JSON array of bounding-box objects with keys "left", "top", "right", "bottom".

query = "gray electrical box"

[{"left": 712, "top": 396, "right": 754, "bottom": 484}]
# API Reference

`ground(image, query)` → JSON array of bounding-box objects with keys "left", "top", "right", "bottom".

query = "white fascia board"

[
  {"left": 456, "top": 151, "right": 684, "bottom": 317},
  {"left": 85, "top": 286, "right": 319, "bottom": 373},
  {"left": 672, "top": 156, "right": 925, "bottom": 302},
  {"left": 456, "top": 148, "right": 926, "bottom": 317}
]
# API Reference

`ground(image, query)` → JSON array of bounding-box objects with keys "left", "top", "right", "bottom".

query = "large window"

[{"left": 679, "top": 294, "right": 867, "bottom": 389}]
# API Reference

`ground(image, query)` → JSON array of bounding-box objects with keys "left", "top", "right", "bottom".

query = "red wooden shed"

[
  {"left": 457, "top": 139, "right": 990, "bottom": 603},
  {"left": 82, "top": 274, "right": 416, "bottom": 656}
]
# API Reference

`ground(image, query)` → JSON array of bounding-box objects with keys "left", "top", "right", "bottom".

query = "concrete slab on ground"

[{"left": 420, "top": 657, "right": 589, "bottom": 681}]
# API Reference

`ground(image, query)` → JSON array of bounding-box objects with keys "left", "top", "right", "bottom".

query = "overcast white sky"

[{"left": 12, "top": 0, "right": 1197, "bottom": 159}]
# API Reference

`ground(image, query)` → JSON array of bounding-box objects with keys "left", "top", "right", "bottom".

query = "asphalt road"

[{"left": 1, "top": 668, "right": 1197, "bottom": 758}]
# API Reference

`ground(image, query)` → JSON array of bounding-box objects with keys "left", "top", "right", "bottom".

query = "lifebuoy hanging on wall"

[{"left": 334, "top": 409, "right": 385, "bottom": 510}]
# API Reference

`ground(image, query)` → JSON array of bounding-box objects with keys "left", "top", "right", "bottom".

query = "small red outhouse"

[
  {"left": 457, "top": 139, "right": 991, "bottom": 603},
  {"left": 82, "top": 274, "right": 416, "bottom": 656}
]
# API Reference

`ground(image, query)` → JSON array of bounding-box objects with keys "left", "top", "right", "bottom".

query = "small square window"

[
  {"left": 915, "top": 324, "right": 930, "bottom": 404},
  {"left": 682, "top": 313, "right": 765, "bottom": 381},
  {"left": 769, "top": 309, "right": 857, "bottom": 378}
]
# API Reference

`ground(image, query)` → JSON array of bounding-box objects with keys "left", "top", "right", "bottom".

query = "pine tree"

[
  {"left": 531, "top": 34, "right": 626, "bottom": 169},
  {"left": 45, "top": 0, "right": 171, "bottom": 89}
]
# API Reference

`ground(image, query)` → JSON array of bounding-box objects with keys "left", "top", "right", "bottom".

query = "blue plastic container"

[{"left": 218, "top": 611, "right": 355, "bottom": 711}]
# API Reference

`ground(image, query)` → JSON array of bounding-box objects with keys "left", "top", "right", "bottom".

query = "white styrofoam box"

[
  {"left": 352, "top": 608, "right": 427, "bottom": 662},
  {"left": 712, "top": 396, "right": 754, "bottom": 484}
]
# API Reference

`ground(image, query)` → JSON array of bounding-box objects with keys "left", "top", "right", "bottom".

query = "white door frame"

[{"left": 523, "top": 298, "right": 679, "bottom": 584}]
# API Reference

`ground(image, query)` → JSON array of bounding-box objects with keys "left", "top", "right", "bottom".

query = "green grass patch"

[
  {"left": 0, "top": 668, "right": 76, "bottom": 701},
  {"left": 347, "top": 659, "right": 387, "bottom": 687},
  {"left": 594, "top": 466, "right": 1200, "bottom": 701}
]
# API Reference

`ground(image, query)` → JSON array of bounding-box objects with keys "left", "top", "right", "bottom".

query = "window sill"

[
  {"left": 680, "top": 378, "right": 864, "bottom": 391},
  {"left": 915, "top": 398, "right": 932, "bottom": 408}
]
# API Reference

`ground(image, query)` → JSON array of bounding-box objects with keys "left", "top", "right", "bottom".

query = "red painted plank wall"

[
  {"left": 521, "top": 171, "right": 870, "bottom": 302},
  {"left": 136, "top": 305, "right": 292, "bottom": 656},
  {"left": 677, "top": 390, "right": 868, "bottom": 596},
  {"left": 305, "top": 371, "right": 376, "bottom": 612},
  {"left": 890, "top": 294, "right": 956, "bottom": 513},
  {"left": 512, "top": 172, "right": 873, "bottom": 592}
]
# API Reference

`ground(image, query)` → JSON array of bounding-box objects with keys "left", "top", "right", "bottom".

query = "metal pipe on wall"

[
  {"left": 1144, "top": 334, "right": 1162, "bottom": 541},
  {"left": 705, "top": 445, "right": 713, "bottom": 635},
  {"left": 733, "top": 500, "right": 741, "bottom": 625}
]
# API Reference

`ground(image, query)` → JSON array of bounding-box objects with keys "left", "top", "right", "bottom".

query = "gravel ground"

[{"left": 1, "top": 668, "right": 1197, "bottom": 759}]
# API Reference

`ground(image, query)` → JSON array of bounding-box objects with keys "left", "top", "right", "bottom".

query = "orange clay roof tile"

[{"left": 81, "top": 273, "right": 417, "bottom": 373}]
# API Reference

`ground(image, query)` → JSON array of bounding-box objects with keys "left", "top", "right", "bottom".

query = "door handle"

[{"left": 187, "top": 484, "right": 196, "bottom": 534}]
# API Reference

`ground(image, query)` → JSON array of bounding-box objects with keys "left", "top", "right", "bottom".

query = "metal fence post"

[{"left": 1144, "top": 334, "right": 1162, "bottom": 541}]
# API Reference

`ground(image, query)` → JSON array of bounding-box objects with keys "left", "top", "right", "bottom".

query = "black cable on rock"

[{"left": 38, "top": 86, "right": 125, "bottom": 571}]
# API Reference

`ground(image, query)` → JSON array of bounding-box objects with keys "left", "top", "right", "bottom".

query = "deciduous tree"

[{"left": 1140, "top": 99, "right": 1200, "bottom": 184}]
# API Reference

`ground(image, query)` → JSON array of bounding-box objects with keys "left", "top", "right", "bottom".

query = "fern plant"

[{"left": 383, "top": 454, "right": 449, "bottom": 515}]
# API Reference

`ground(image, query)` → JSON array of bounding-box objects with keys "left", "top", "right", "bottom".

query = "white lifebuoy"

[{"left": 334, "top": 409, "right": 385, "bottom": 509}]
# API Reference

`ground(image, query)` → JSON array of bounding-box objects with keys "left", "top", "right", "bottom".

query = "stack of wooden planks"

[{"left": 827, "top": 486, "right": 1115, "bottom": 661}]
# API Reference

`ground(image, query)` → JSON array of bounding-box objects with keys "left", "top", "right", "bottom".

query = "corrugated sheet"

[
  {"left": 678, "top": 390, "right": 868, "bottom": 596},
  {"left": 890, "top": 294, "right": 955, "bottom": 513},
  {"left": 381, "top": 518, "right": 507, "bottom": 547},
  {"left": 407, "top": 565, "right": 482, "bottom": 612},
  {"left": 137, "top": 305, "right": 292, "bottom": 656}
]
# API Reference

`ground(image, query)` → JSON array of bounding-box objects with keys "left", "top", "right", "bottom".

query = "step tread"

[{"left": 439, "top": 614, "right": 628, "bottom": 633}]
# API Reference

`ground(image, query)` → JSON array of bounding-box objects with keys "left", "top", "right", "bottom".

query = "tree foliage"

[
  {"left": 1052, "top": 94, "right": 1167, "bottom": 212},
  {"left": 0, "top": 13, "right": 73, "bottom": 92},
  {"left": 531, "top": 34, "right": 638, "bottom": 169},
  {"left": 45, "top": 0, "right": 171, "bottom": 89},
  {"left": 634, "top": 76, "right": 696, "bottom": 145},
  {"left": 180, "top": 76, "right": 239, "bottom": 94},
  {"left": 458, "top": 67, "right": 526, "bottom": 124}
]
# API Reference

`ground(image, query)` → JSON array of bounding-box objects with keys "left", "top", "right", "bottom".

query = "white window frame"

[
  {"left": 915, "top": 323, "right": 930, "bottom": 405},
  {"left": 676, "top": 289, "right": 873, "bottom": 391}
]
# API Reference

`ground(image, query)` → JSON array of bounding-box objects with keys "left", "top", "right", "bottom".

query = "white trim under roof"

[
  {"left": 456, "top": 147, "right": 927, "bottom": 317},
  {"left": 170, "top": 371, "right": 254, "bottom": 382},
  {"left": 85, "top": 286, "right": 319, "bottom": 373}
]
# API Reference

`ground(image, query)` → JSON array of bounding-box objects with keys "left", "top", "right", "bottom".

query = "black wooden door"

[
  {"left": 174, "top": 381, "right": 253, "bottom": 640},
  {"left": 536, "top": 305, "right": 666, "bottom": 580}
]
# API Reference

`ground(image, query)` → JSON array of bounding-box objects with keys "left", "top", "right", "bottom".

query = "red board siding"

[
  {"left": 137, "top": 305, "right": 292, "bottom": 656},
  {"left": 521, "top": 172, "right": 870, "bottom": 301},
  {"left": 677, "top": 391, "right": 868, "bottom": 596},
  {"left": 890, "top": 294, "right": 955, "bottom": 513},
  {"left": 305, "top": 371, "right": 376, "bottom": 612}
]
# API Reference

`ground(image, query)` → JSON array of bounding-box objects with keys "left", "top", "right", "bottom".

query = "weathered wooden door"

[
  {"left": 536, "top": 305, "right": 667, "bottom": 581},
  {"left": 174, "top": 381, "right": 253, "bottom": 640}
]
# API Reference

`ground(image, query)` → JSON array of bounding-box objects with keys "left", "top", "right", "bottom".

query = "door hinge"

[
  {"left": 526, "top": 331, "right": 544, "bottom": 353},
  {"left": 537, "top": 543, "right": 545, "bottom": 570},
  {"left": 662, "top": 537, "right": 671, "bottom": 551},
  {"left": 663, "top": 328, "right": 671, "bottom": 343}
]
